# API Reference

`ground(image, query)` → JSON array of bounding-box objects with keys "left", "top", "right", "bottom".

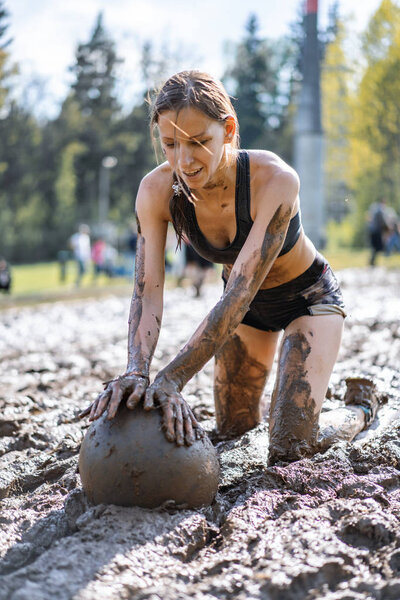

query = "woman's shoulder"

[
  {"left": 136, "top": 162, "right": 174, "bottom": 219},
  {"left": 246, "top": 149, "right": 299, "bottom": 197},
  {"left": 246, "top": 149, "right": 298, "bottom": 182},
  {"left": 140, "top": 161, "right": 174, "bottom": 196}
]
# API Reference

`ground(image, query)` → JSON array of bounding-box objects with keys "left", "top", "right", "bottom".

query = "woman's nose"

[{"left": 178, "top": 145, "right": 194, "bottom": 169}]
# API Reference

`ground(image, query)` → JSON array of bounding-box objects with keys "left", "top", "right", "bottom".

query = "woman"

[{"left": 80, "top": 71, "right": 377, "bottom": 465}]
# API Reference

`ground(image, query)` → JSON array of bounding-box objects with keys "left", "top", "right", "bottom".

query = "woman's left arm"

[{"left": 145, "top": 169, "right": 299, "bottom": 442}]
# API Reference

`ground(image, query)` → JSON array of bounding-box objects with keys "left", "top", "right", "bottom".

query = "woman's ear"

[{"left": 224, "top": 115, "right": 236, "bottom": 143}]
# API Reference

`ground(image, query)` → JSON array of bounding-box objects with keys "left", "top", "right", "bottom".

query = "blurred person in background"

[
  {"left": 0, "top": 258, "right": 11, "bottom": 293},
  {"left": 124, "top": 222, "right": 138, "bottom": 277},
  {"left": 91, "top": 237, "right": 107, "bottom": 279},
  {"left": 103, "top": 242, "right": 118, "bottom": 277},
  {"left": 367, "top": 199, "right": 391, "bottom": 266},
  {"left": 384, "top": 211, "right": 400, "bottom": 256},
  {"left": 57, "top": 249, "right": 70, "bottom": 282},
  {"left": 183, "top": 241, "right": 214, "bottom": 297},
  {"left": 70, "top": 224, "right": 91, "bottom": 287}
]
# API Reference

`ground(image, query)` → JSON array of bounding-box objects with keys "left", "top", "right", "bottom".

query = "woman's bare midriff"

[{"left": 223, "top": 231, "right": 316, "bottom": 290}]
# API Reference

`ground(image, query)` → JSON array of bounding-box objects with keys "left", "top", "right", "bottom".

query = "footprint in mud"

[
  {"left": 337, "top": 514, "right": 395, "bottom": 550},
  {"left": 389, "top": 550, "right": 400, "bottom": 574}
]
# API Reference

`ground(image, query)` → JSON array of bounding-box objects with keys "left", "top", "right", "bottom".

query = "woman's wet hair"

[{"left": 149, "top": 70, "right": 240, "bottom": 246}]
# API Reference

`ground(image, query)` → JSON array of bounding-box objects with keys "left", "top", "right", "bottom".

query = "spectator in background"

[
  {"left": 91, "top": 237, "right": 107, "bottom": 279},
  {"left": 124, "top": 222, "right": 138, "bottom": 277},
  {"left": 69, "top": 224, "right": 91, "bottom": 287},
  {"left": 385, "top": 211, "right": 400, "bottom": 256},
  {"left": 57, "top": 249, "right": 70, "bottom": 282},
  {"left": 104, "top": 243, "right": 118, "bottom": 277},
  {"left": 127, "top": 223, "right": 138, "bottom": 255},
  {"left": 367, "top": 199, "right": 390, "bottom": 266},
  {"left": 0, "top": 258, "right": 11, "bottom": 293},
  {"left": 184, "top": 242, "right": 214, "bottom": 297}
]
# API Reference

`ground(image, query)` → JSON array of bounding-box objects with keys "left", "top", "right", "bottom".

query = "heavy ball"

[{"left": 79, "top": 403, "right": 220, "bottom": 508}]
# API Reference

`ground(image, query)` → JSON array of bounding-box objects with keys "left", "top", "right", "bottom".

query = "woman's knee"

[
  {"left": 267, "top": 320, "right": 342, "bottom": 465},
  {"left": 214, "top": 331, "right": 272, "bottom": 437}
]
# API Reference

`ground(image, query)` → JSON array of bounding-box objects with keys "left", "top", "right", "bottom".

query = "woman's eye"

[
  {"left": 193, "top": 139, "right": 209, "bottom": 146},
  {"left": 164, "top": 143, "right": 175, "bottom": 148}
]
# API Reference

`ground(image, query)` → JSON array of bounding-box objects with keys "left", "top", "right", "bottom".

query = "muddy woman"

[{"left": 80, "top": 71, "right": 378, "bottom": 465}]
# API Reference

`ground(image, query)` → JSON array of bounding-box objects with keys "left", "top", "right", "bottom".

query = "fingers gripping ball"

[{"left": 79, "top": 403, "right": 220, "bottom": 508}]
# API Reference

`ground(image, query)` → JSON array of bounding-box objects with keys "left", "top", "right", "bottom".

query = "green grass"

[
  {"left": 10, "top": 261, "right": 132, "bottom": 295},
  {"left": 0, "top": 260, "right": 133, "bottom": 309},
  {"left": 324, "top": 248, "right": 400, "bottom": 271}
]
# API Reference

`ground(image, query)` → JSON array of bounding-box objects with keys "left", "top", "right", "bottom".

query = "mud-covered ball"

[{"left": 79, "top": 403, "right": 220, "bottom": 508}]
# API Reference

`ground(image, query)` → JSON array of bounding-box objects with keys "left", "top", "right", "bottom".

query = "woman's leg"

[
  {"left": 214, "top": 323, "right": 281, "bottom": 438},
  {"left": 318, "top": 377, "right": 378, "bottom": 449},
  {"left": 268, "top": 314, "right": 347, "bottom": 465}
]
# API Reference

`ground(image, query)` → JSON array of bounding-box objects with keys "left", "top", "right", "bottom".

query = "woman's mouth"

[{"left": 182, "top": 167, "right": 202, "bottom": 179}]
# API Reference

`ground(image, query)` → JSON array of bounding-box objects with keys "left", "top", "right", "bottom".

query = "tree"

[
  {"left": 321, "top": 17, "right": 353, "bottom": 222},
  {"left": 223, "top": 14, "right": 294, "bottom": 155},
  {"left": 70, "top": 12, "right": 121, "bottom": 120},
  {"left": 67, "top": 12, "right": 123, "bottom": 223},
  {"left": 0, "top": 101, "right": 44, "bottom": 261},
  {"left": 0, "top": 0, "right": 14, "bottom": 112},
  {"left": 348, "top": 0, "right": 400, "bottom": 244},
  {"left": 0, "top": 3, "right": 47, "bottom": 262}
]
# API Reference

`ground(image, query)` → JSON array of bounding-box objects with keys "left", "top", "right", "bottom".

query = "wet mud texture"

[
  {"left": 214, "top": 333, "right": 268, "bottom": 438},
  {"left": 268, "top": 330, "right": 319, "bottom": 466},
  {"left": 1, "top": 266, "right": 400, "bottom": 600}
]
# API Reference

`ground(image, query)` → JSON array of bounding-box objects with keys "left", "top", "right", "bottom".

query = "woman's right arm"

[{"left": 79, "top": 171, "right": 169, "bottom": 420}]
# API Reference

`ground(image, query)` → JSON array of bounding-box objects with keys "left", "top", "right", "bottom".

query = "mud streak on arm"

[
  {"left": 126, "top": 216, "right": 161, "bottom": 377},
  {"left": 158, "top": 204, "right": 292, "bottom": 389}
]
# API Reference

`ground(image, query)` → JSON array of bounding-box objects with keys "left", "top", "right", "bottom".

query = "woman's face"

[{"left": 158, "top": 106, "right": 233, "bottom": 189}]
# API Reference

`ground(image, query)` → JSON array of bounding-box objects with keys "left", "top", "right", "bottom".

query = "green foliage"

[
  {"left": 223, "top": 14, "right": 295, "bottom": 158},
  {"left": 70, "top": 12, "right": 121, "bottom": 120},
  {"left": 54, "top": 141, "right": 87, "bottom": 231},
  {"left": 321, "top": 18, "right": 353, "bottom": 222},
  {"left": 0, "top": 0, "right": 12, "bottom": 110},
  {"left": 345, "top": 0, "right": 400, "bottom": 247},
  {"left": 325, "top": 213, "right": 365, "bottom": 251},
  {"left": 0, "top": 101, "right": 45, "bottom": 261}
]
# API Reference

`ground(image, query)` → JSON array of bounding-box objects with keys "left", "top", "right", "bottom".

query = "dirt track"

[{"left": 0, "top": 267, "right": 400, "bottom": 600}]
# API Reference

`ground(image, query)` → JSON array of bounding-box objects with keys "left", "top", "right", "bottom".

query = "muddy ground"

[{"left": 0, "top": 267, "right": 399, "bottom": 600}]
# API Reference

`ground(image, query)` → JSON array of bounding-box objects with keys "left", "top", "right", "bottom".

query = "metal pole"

[{"left": 293, "top": 0, "right": 325, "bottom": 248}]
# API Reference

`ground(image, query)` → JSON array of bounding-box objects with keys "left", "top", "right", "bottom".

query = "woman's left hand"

[{"left": 144, "top": 375, "right": 204, "bottom": 446}]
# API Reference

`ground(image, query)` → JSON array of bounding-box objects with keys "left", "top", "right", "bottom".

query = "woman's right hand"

[{"left": 79, "top": 373, "right": 149, "bottom": 421}]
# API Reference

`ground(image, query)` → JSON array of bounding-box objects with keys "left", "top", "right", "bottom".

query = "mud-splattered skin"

[
  {"left": 80, "top": 216, "right": 161, "bottom": 422},
  {"left": 151, "top": 205, "right": 290, "bottom": 389},
  {"left": 214, "top": 334, "right": 269, "bottom": 437},
  {"left": 268, "top": 330, "right": 319, "bottom": 465},
  {"left": 146, "top": 205, "right": 292, "bottom": 443},
  {"left": 126, "top": 216, "right": 160, "bottom": 379}
]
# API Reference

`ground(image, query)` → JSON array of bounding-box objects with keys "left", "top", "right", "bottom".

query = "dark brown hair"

[{"left": 150, "top": 70, "right": 239, "bottom": 246}]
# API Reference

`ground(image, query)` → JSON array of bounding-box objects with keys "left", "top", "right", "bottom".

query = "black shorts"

[{"left": 223, "top": 252, "right": 346, "bottom": 332}]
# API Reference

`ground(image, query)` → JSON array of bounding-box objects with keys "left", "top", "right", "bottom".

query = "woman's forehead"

[{"left": 158, "top": 107, "right": 217, "bottom": 139}]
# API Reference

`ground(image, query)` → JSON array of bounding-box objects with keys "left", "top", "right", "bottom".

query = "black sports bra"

[{"left": 184, "top": 150, "right": 301, "bottom": 265}]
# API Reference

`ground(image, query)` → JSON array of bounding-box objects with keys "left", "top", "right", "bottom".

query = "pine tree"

[
  {"left": 223, "top": 14, "right": 293, "bottom": 154},
  {"left": 0, "top": 0, "right": 13, "bottom": 111},
  {"left": 68, "top": 12, "right": 123, "bottom": 223},
  {"left": 70, "top": 12, "right": 122, "bottom": 120}
]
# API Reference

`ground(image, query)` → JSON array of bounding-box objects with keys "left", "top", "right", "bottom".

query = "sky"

[{"left": 7, "top": 0, "right": 384, "bottom": 117}]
